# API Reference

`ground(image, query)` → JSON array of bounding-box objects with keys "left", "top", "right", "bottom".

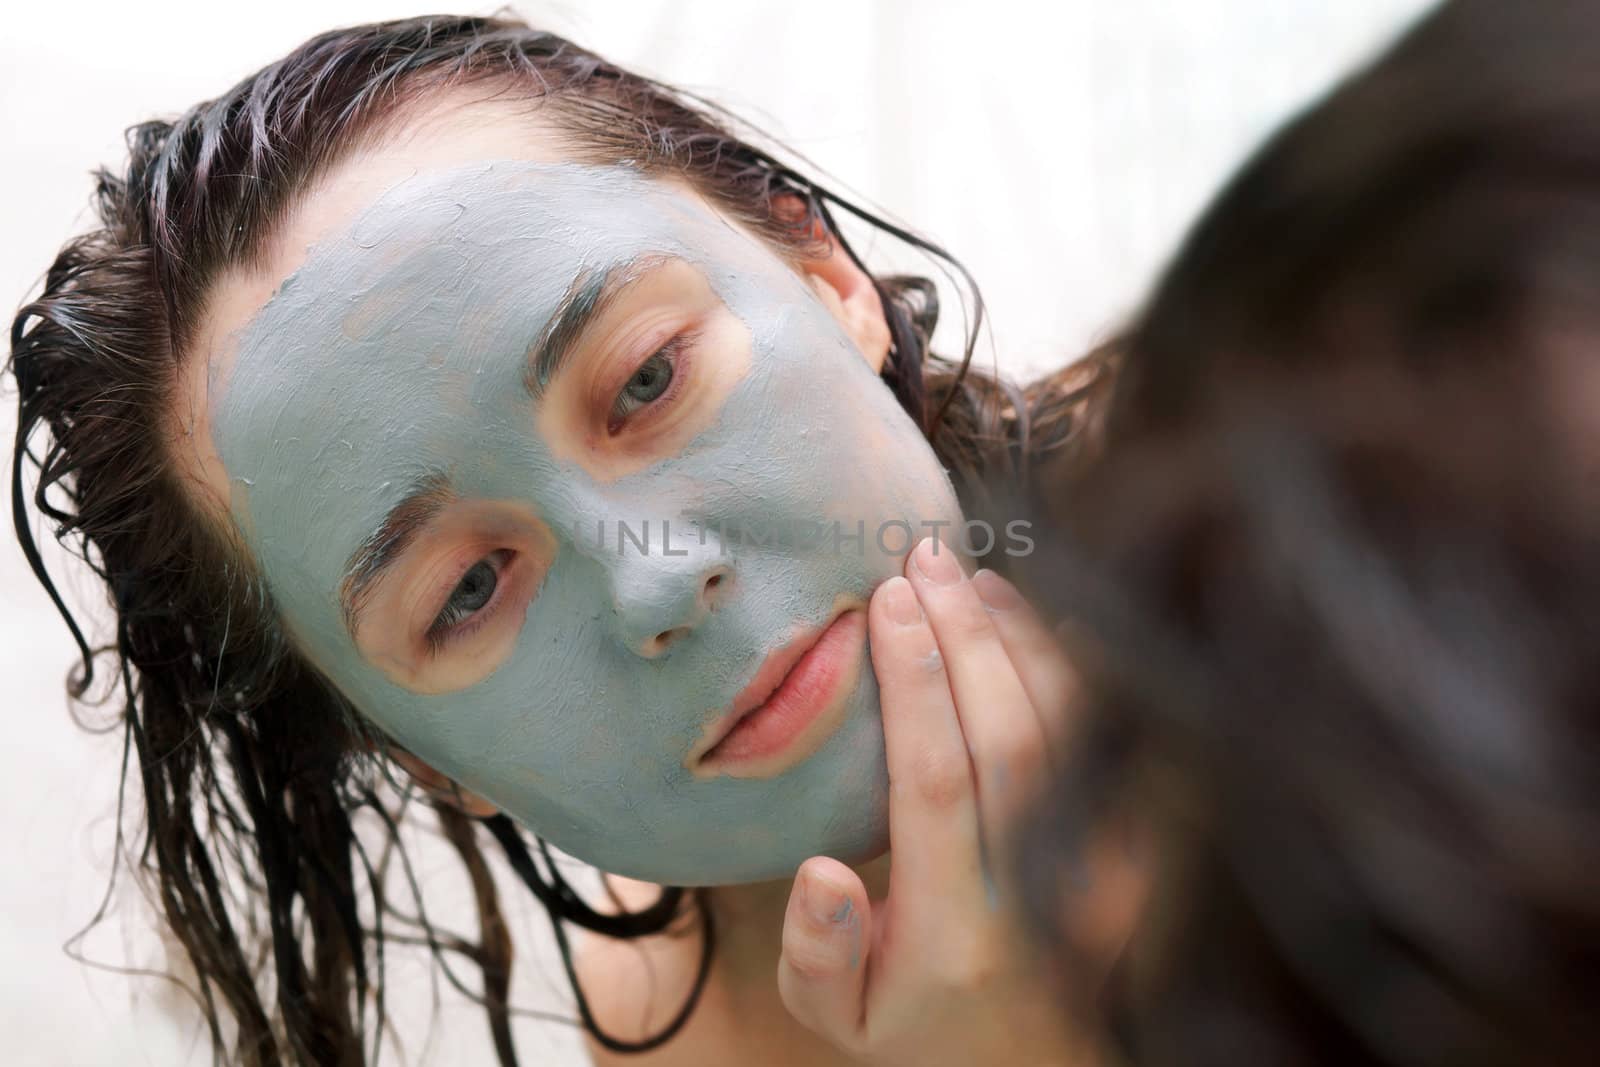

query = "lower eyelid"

[
  {"left": 435, "top": 598, "right": 497, "bottom": 649},
  {"left": 609, "top": 334, "right": 697, "bottom": 433},
  {"left": 426, "top": 550, "right": 520, "bottom": 652},
  {"left": 360, "top": 512, "right": 559, "bottom": 694}
]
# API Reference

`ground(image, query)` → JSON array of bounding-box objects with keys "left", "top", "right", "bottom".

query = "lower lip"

[{"left": 698, "top": 611, "right": 866, "bottom": 772}]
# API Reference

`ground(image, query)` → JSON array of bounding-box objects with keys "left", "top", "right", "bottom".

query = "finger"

[
  {"left": 905, "top": 538, "right": 1049, "bottom": 846},
  {"left": 868, "top": 575, "right": 987, "bottom": 909},
  {"left": 777, "top": 856, "right": 872, "bottom": 1050},
  {"left": 971, "top": 568, "right": 1079, "bottom": 768}
]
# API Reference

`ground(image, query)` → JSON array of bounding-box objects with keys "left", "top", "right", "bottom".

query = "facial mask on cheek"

[{"left": 212, "top": 162, "right": 965, "bottom": 885}]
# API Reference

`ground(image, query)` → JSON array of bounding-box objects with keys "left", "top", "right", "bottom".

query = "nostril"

[
  {"left": 632, "top": 568, "right": 732, "bottom": 658},
  {"left": 646, "top": 626, "right": 688, "bottom": 657},
  {"left": 701, "top": 568, "right": 732, "bottom": 609}
]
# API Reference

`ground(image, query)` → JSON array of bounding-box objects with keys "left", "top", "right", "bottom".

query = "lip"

[{"left": 689, "top": 609, "right": 867, "bottom": 779}]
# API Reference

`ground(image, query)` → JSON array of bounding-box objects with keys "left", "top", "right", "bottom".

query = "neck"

[{"left": 702, "top": 852, "right": 891, "bottom": 983}]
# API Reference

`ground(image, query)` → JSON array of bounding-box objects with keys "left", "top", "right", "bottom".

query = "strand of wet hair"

[
  {"left": 806, "top": 172, "right": 989, "bottom": 436},
  {"left": 483, "top": 814, "right": 716, "bottom": 1054},
  {"left": 9, "top": 353, "right": 96, "bottom": 696},
  {"left": 665, "top": 86, "right": 990, "bottom": 428},
  {"left": 695, "top": 135, "right": 989, "bottom": 436}
]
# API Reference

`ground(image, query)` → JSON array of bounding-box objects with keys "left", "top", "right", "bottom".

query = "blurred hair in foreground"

[{"left": 1017, "top": 0, "right": 1600, "bottom": 1064}]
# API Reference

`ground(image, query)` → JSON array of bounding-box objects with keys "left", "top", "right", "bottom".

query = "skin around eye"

[
  {"left": 425, "top": 547, "right": 514, "bottom": 651},
  {"left": 537, "top": 260, "right": 753, "bottom": 484},
  {"left": 353, "top": 502, "right": 558, "bottom": 695},
  {"left": 607, "top": 333, "right": 691, "bottom": 432}
]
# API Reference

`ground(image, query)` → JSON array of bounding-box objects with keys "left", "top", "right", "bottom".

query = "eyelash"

[
  {"left": 607, "top": 331, "right": 696, "bottom": 434},
  {"left": 423, "top": 548, "right": 513, "bottom": 654}
]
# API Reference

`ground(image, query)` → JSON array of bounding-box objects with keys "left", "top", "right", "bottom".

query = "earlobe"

[{"left": 794, "top": 216, "right": 892, "bottom": 374}]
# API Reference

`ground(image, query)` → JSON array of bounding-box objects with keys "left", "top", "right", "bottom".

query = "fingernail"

[
  {"left": 805, "top": 874, "right": 847, "bottom": 927},
  {"left": 910, "top": 536, "right": 962, "bottom": 585},
  {"left": 972, "top": 568, "right": 1024, "bottom": 611},
  {"left": 880, "top": 576, "right": 923, "bottom": 625}
]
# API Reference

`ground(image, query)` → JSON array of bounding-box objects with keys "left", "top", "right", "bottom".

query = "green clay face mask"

[{"left": 211, "top": 161, "right": 964, "bottom": 885}]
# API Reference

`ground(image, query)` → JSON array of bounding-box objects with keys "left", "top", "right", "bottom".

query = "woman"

[
  {"left": 9, "top": 15, "right": 1108, "bottom": 1066},
  {"left": 1016, "top": 1, "right": 1600, "bottom": 1063}
]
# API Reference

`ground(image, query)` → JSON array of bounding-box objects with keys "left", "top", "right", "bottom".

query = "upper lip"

[{"left": 689, "top": 615, "right": 838, "bottom": 765}]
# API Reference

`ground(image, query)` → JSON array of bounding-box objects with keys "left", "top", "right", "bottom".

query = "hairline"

[{"left": 158, "top": 81, "right": 835, "bottom": 644}]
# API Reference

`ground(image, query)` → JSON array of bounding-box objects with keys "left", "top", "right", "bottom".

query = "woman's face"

[{"left": 177, "top": 103, "right": 964, "bottom": 885}]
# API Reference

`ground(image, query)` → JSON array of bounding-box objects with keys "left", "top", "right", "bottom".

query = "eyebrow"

[
  {"left": 523, "top": 253, "right": 672, "bottom": 400},
  {"left": 339, "top": 472, "right": 455, "bottom": 640},
  {"left": 337, "top": 255, "right": 676, "bottom": 639}
]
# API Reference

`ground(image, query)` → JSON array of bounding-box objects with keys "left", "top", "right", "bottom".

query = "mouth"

[{"left": 688, "top": 608, "right": 867, "bottom": 779}]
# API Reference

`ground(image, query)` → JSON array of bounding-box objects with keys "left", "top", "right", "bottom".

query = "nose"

[{"left": 607, "top": 520, "right": 733, "bottom": 658}]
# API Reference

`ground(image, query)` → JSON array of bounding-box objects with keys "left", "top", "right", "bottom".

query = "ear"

[
  {"left": 389, "top": 747, "right": 501, "bottom": 818},
  {"left": 784, "top": 197, "right": 892, "bottom": 373}
]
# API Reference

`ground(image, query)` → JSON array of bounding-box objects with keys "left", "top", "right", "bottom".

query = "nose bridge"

[{"left": 606, "top": 517, "right": 732, "bottom": 657}]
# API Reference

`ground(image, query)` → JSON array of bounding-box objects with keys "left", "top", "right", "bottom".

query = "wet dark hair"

[
  {"left": 1019, "top": 1, "right": 1600, "bottom": 1064},
  {"left": 7, "top": 13, "right": 1108, "bottom": 1066}
]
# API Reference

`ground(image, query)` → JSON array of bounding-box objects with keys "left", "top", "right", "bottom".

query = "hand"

[{"left": 777, "top": 537, "right": 1082, "bottom": 1066}]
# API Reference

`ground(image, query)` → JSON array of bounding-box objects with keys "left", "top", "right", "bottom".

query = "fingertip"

[
  {"left": 799, "top": 854, "right": 858, "bottom": 889},
  {"left": 972, "top": 567, "right": 1025, "bottom": 612},
  {"left": 872, "top": 575, "right": 924, "bottom": 627},
  {"left": 783, "top": 890, "right": 857, "bottom": 981},
  {"left": 909, "top": 534, "right": 964, "bottom": 586},
  {"left": 798, "top": 859, "right": 861, "bottom": 925}
]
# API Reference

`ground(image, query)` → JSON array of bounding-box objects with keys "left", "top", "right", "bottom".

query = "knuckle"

[
  {"left": 905, "top": 745, "right": 972, "bottom": 809},
  {"left": 999, "top": 726, "right": 1048, "bottom": 781},
  {"left": 1041, "top": 672, "right": 1078, "bottom": 718},
  {"left": 876, "top": 626, "right": 941, "bottom": 674},
  {"left": 977, "top": 733, "right": 1050, "bottom": 824},
  {"left": 782, "top": 931, "right": 845, "bottom": 981},
  {"left": 877, "top": 637, "right": 948, "bottom": 696},
  {"left": 931, "top": 936, "right": 1004, "bottom": 992},
  {"left": 913, "top": 647, "right": 946, "bottom": 677},
  {"left": 1017, "top": 629, "right": 1068, "bottom": 673},
  {"left": 941, "top": 602, "right": 996, "bottom": 644}
]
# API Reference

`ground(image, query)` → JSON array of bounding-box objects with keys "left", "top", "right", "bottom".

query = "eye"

[
  {"left": 608, "top": 335, "right": 688, "bottom": 430},
  {"left": 426, "top": 549, "right": 511, "bottom": 647}
]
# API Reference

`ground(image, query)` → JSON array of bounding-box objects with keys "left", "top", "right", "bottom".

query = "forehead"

[
  {"left": 219, "top": 159, "right": 753, "bottom": 478},
  {"left": 197, "top": 155, "right": 773, "bottom": 579},
  {"left": 170, "top": 95, "right": 741, "bottom": 527},
  {"left": 173, "top": 94, "right": 571, "bottom": 519},
  {"left": 199, "top": 94, "right": 578, "bottom": 371}
]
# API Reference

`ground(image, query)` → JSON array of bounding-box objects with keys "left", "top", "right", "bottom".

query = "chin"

[{"left": 698, "top": 694, "right": 892, "bottom": 886}]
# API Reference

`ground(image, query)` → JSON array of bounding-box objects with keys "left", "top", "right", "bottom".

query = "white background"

[{"left": 2, "top": 2, "right": 1434, "bottom": 1062}]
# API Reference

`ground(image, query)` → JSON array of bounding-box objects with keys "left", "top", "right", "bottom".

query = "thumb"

[{"left": 776, "top": 856, "right": 872, "bottom": 1051}]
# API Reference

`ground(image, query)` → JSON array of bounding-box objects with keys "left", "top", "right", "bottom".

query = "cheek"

[
  {"left": 540, "top": 315, "right": 754, "bottom": 485},
  {"left": 347, "top": 575, "right": 633, "bottom": 766},
  {"left": 799, "top": 362, "right": 958, "bottom": 514},
  {"left": 344, "top": 647, "right": 588, "bottom": 791}
]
